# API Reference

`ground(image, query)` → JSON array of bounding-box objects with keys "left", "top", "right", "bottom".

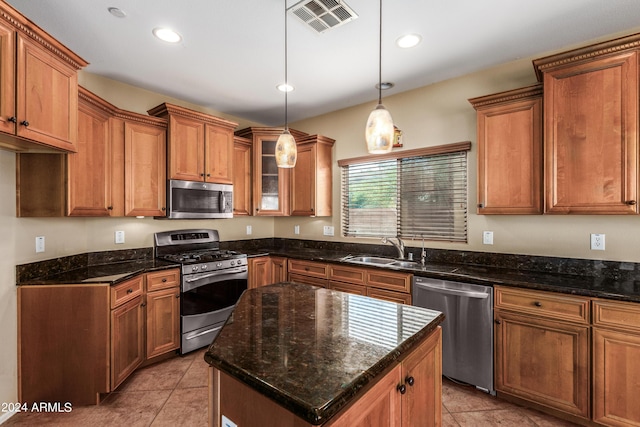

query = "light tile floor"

[{"left": 4, "top": 350, "right": 579, "bottom": 426}]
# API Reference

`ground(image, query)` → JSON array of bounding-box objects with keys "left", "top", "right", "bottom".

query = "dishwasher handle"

[{"left": 414, "top": 281, "right": 490, "bottom": 299}]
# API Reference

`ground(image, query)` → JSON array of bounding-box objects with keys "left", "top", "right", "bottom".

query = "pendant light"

[
  {"left": 365, "top": 0, "right": 394, "bottom": 154},
  {"left": 275, "top": 0, "right": 297, "bottom": 168}
]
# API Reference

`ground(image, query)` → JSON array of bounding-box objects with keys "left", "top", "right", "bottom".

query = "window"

[{"left": 339, "top": 142, "right": 470, "bottom": 242}]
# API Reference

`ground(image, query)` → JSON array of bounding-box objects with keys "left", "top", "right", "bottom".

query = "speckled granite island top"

[{"left": 204, "top": 282, "right": 444, "bottom": 425}]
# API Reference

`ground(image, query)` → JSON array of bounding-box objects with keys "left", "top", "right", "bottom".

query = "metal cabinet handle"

[
  {"left": 107, "top": 206, "right": 113, "bottom": 210},
  {"left": 176, "top": 294, "right": 180, "bottom": 298},
  {"left": 397, "top": 384, "right": 406, "bottom": 395},
  {"left": 20, "top": 120, "right": 29, "bottom": 126},
  {"left": 495, "top": 319, "right": 501, "bottom": 325},
  {"left": 162, "top": 278, "right": 167, "bottom": 282},
  {"left": 126, "top": 289, "right": 133, "bottom": 294},
  {"left": 141, "top": 302, "right": 146, "bottom": 307},
  {"left": 7, "top": 116, "right": 16, "bottom": 123},
  {"left": 534, "top": 301, "right": 542, "bottom": 307},
  {"left": 626, "top": 200, "right": 637, "bottom": 205},
  {"left": 478, "top": 203, "right": 484, "bottom": 208},
  {"left": 405, "top": 376, "right": 414, "bottom": 387}
]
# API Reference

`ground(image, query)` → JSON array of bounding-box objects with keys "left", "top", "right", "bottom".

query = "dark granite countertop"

[
  {"left": 16, "top": 258, "right": 178, "bottom": 286},
  {"left": 245, "top": 247, "right": 640, "bottom": 303},
  {"left": 204, "top": 282, "right": 444, "bottom": 425}
]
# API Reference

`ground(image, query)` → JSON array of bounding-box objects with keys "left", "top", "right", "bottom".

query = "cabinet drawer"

[
  {"left": 146, "top": 269, "right": 180, "bottom": 292},
  {"left": 367, "top": 287, "right": 412, "bottom": 305},
  {"left": 593, "top": 299, "right": 640, "bottom": 332},
  {"left": 288, "top": 259, "right": 328, "bottom": 279},
  {"left": 329, "top": 280, "right": 366, "bottom": 296},
  {"left": 328, "top": 264, "right": 366, "bottom": 285},
  {"left": 111, "top": 276, "right": 144, "bottom": 309},
  {"left": 494, "top": 286, "right": 589, "bottom": 324},
  {"left": 366, "top": 269, "right": 411, "bottom": 294},
  {"left": 288, "top": 273, "right": 328, "bottom": 288}
]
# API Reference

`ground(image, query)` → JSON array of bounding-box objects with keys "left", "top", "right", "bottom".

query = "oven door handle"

[
  {"left": 186, "top": 325, "right": 223, "bottom": 340},
  {"left": 185, "top": 267, "right": 247, "bottom": 283}
]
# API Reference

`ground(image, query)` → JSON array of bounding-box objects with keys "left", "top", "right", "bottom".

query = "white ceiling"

[{"left": 6, "top": 0, "right": 640, "bottom": 126}]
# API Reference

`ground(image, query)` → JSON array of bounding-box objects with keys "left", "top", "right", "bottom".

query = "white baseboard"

[{"left": 0, "top": 410, "right": 17, "bottom": 425}]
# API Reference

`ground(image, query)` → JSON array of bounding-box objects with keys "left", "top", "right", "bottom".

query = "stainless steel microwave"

[{"left": 166, "top": 180, "right": 233, "bottom": 219}]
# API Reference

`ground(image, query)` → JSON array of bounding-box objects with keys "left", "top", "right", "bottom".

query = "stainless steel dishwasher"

[{"left": 412, "top": 276, "right": 495, "bottom": 395}]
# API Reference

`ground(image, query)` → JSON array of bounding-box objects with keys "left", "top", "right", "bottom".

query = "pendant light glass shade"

[
  {"left": 365, "top": 0, "right": 394, "bottom": 154},
  {"left": 366, "top": 103, "right": 394, "bottom": 153},
  {"left": 275, "top": 128, "right": 297, "bottom": 168},
  {"left": 276, "top": 1, "right": 296, "bottom": 168}
]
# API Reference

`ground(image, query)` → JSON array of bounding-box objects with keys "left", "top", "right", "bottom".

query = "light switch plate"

[
  {"left": 294, "top": 225, "right": 300, "bottom": 235},
  {"left": 35, "top": 236, "right": 45, "bottom": 253},
  {"left": 323, "top": 226, "right": 334, "bottom": 236},
  {"left": 246, "top": 225, "right": 252, "bottom": 235},
  {"left": 482, "top": 231, "right": 493, "bottom": 245},
  {"left": 115, "top": 230, "right": 125, "bottom": 244}
]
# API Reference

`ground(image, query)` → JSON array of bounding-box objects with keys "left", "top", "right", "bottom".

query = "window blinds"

[{"left": 340, "top": 143, "right": 469, "bottom": 242}]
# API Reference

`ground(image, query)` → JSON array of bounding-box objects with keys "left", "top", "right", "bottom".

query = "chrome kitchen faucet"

[{"left": 382, "top": 237, "right": 405, "bottom": 259}]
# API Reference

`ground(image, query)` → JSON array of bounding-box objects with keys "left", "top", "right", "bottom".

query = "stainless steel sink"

[
  {"left": 389, "top": 260, "right": 422, "bottom": 269},
  {"left": 342, "top": 255, "right": 422, "bottom": 270},
  {"left": 342, "top": 255, "right": 396, "bottom": 266}
]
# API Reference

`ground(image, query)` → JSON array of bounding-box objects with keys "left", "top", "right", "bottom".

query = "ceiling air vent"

[{"left": 290, "top": 0, "right": 358, "bottom": 34}]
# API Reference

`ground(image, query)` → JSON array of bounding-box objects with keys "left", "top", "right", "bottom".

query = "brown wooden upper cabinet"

[
  {"left": 148, "top": 103, "right": 238, "bottom": 184},
  {"left": 232, "top": 135, "right": 252, "bottom": 216},
  {"left": 534, "top": 33, "right": 640, "bottom": 214},
  {"left": 469, "top": 85, "right": 543, "bottom": 215},
  {"left": 234, "top": 127, "right": 335, "bottom": 217},
  {"left": 17, "top": 87, "right": 168, "bottom": 217},
  {"left": 0, "top": 2, "right": 87, "bottom": 153}
]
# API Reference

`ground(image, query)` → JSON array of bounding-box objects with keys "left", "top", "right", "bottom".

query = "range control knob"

[
  {"left": 216, "top": 262, "right": 223, "bottom": 268},
  {"left": 231, "top": 260, "right": 236, "bottom": 266},
  {"left": 191, "top": 265, "right": 199, "bottom": 272},
  {"left": 201, "top": 264, "right": 207, "bottom": 270}
]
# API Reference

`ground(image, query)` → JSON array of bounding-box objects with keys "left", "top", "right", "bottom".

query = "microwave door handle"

[{"left": 219, "top": 192, "right": 226, "bottom": 213}]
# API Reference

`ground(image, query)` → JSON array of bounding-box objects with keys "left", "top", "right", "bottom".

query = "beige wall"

[{"left": 3, "top": 29, "right": 640, "bottom": 411}]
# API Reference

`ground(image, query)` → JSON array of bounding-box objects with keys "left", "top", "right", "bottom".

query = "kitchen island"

[{"left": 204, "top": 282, "right": 444, "bottom": 427}]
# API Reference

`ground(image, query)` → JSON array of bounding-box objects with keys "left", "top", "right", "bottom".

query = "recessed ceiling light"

[
  {"left": 376, "top": 82, "right": 394, "bottom": 90},
  {"left": 152, "top": 27, "right": 182, "bottom": 43},
  {"left": 107, "top": 7, "right": 126, "bottom": 18},
  {"left": 396, "top": 34, "right": 422, "bottom": 48},
  {"left": 277, "top": 83, "right": 294, "bottom": 92}
]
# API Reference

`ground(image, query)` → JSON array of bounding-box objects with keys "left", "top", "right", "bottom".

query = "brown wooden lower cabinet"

[
  {"left": 592, "top": 299, "right": 640, "bottom": 426},
  {"left": 111, "top": 294, "right": 145, "bottom": 389},
  {"left": 494, "top": 286, "right": 591, "bottom": 421},
  {"left": 248, "top": 256, "right": 272, "bottom": 288},
  {"left": 209, "top": 327, "right": 442, "bottom": 427},
  {"left": 328, "top": 264, "right": 412, "bottom": 305},
  {"left": 18, "top": 268, "right": 181, "bottom": 405}
]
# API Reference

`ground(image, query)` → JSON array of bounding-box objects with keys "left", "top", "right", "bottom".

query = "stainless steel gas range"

[{"left": 154, "top": 229, "right": 247, "bottom": 354}]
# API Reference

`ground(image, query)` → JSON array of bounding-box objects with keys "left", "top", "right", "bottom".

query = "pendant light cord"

[
  {"left": 284, "top": 0, "right": 289, "bottom": 130},
  {"left": 377, "top": 0, "right": 382, "bottom": 105}
]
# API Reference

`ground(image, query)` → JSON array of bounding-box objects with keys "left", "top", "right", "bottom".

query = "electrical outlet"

[
  {"left": 294, "top": 225, "right": 300, "bottom": 235},
  {"left": 591, "top": 233, "right": 605, "bottom": 250},
  {"left": 35, "top": 236, "right": 45, "bottom": 253},
  {"left": 115, "top": 230, "right": 125, "bottom": 244},
  {"left": 482, "top": 231, "right": 493, "bottom": 245},
  {"left": 323, "top": 226, "right": 334, "bottom": 236},
  {"left": 246, "top": 225, "right": 252, "bottom": 235}
]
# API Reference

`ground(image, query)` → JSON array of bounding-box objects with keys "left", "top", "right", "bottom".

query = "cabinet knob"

[
  {"left": 141, "top": 302, "right": 146, "bottom": 307},
  {"left": 200, "top": 173, "right": 205, "bottom": 177},
  {"left": 161, "top": 207, "right": 166, "bottom": 211},
  {"left": 405, "top": 376, "right": 415, "bottom": 387},
  {"left": 107, "top": 206, "right": 113, "bottom": 210},
  {"left": 162, "top": 278, "right": 167, "bottom": 282},
  {"left": 397, "top": 384, "right": 407, "bottom": 395},
  {"left": 477, "top": 203, "right": 484, "bottom": 208},
  {"left": 534, "top": 301, "right": 542, "bottom": 307},
  {"left": 126, "top": 289, "right": 133, "bottom": 294},
  {"left": 495, "top": 319, "right": 501, "bottom": 325},
  {"left": 176, "top": 294, "right": 180, "bottom": 298},
  {"left": 626, "top": 200, "right": 637, "bottom": 205},
  {"left": 7, "top": 116, "right": 16, "bottom": 123},
  {"left": 206, "top": 173, "right": 211, "bottom": 177},
  {"left": 20, "top": 120, "right": 29, "bottom": 127}
]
